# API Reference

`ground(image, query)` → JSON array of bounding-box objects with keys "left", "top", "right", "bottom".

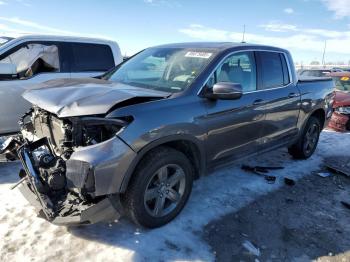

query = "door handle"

[
  {"left": 288, "top": 93, "right": 300, "bottom": 98},
  {"left": 253, "top": 99, "right": 265, "bottom": 105}
]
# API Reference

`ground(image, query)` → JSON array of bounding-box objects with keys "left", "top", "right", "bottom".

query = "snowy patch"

[{"left": 0, "top": 131, "right": 349, "bottom": 261}]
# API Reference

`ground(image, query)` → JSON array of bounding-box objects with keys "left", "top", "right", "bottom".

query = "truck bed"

[{"left": 298, "top": 76, "right": 333, "bottom": 83}]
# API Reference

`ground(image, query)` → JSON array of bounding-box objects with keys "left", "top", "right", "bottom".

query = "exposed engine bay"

[
  {"left": 1, "top": 107, "right": 128, "bottom": 224},
  {"left": 21, "top": 107, "right": 128, "bottom": 158}
]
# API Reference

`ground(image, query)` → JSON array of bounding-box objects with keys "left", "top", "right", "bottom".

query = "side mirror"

[
  {"left": 0, "top": 63, "right": 17, "bottom": 79},
  {"left": 205, "top": 82, "right": 243, "bottom": 100}
]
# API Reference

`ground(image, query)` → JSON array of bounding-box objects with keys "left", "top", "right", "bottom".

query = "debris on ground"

[
  {"left": 284, "top": 178, "right": 295, "bottom": 186},
  {"left": 242, "top": 240, "right": 261, "bottom": 257},
  {"left": 324, "top": 156, "right": 350, "bottom": 177},
  {"left": 317, "top": 172, "right": 332, "bottom": 178},
  {"left": 341, "top": 201, "right": 350, "bottom": 210},
  {"left": 241, "top": 165, "right": 291, "bottom": 184},
  {"left": 241, "top": 165, "right": 278, "bottom": 183}
]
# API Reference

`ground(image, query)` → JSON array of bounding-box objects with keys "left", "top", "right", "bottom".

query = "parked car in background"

[
  {"left": 330, "top": 67, "right": 344, "bottom": 72},
  {"left": 0, "top": 36, "right": 13, "bottom": 46},
  {"left": 298, "top": 69, "right": 331, "bottom": 77},
  {"left": 3, "top": 42, "right": 334, "bottom": 228},
  {"left": 328, "top": 72, "right": 350, "bottom": 132},
  {"left": 0, "top": 35, "right": 122, "bottom": 135}
]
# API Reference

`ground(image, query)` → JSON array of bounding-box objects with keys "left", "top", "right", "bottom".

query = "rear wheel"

[
  {"left": 288, "top": 116, "right": 321, "bottom": 159},
  {"left": 122, "top": 146, "right": 193, "bottom": 228}
]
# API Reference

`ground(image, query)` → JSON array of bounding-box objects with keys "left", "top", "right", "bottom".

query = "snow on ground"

[{"left": 0, "top": 130, "right": 349, "bottom": 262}]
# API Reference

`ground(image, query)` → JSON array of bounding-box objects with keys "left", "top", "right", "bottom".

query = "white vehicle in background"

[{"left": 0, "top": 35, "right": 122, "bottom": 135}]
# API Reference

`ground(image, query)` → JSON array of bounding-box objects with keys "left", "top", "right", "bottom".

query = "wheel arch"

[
  {"left": 310, "top": 108, "right": 326, "bottom": 129},
  {"left": 119, "top": 135, "right": 206, "bottom": 193},
  {"left": 303, "top": 108, "right": 326, "bottom": 132}
]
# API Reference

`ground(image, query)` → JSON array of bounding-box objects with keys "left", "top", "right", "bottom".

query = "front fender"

[
  {"left": 118, "top": 134, "right": 206, "bottom": 193},
  {"left": 67, "top": 136, "right": 137, "bottom": 196}
]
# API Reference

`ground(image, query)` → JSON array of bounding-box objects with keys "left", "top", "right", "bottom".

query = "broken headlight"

[
  {"left": 78, "top": 117, "right": 129, "bottom": 146},
  {"left": 335, "top": 106, "right": 350, "bottom": 115}
]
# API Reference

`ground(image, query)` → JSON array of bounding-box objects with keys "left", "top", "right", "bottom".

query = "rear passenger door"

[
  {"left": 69, "top": 43, "right": 115, "bottom": 78},
  {"left": 256, "top": 51, "right": 300, "bottom": 151}
]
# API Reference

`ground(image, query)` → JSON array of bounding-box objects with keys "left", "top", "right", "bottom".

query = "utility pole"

[
  {"left": 242, "top": 24, "right": 246, "bottom": 43},
  {"left": 322, "top": 40, "right": 327, "bottom": 68}
]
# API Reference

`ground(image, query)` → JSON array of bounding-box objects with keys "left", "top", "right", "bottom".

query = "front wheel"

[
  {"left": 122, "top": 146, "right": 193, "bottom": 228},
  {"left": 288, "top": 116, "right": 321, "bottom": 159}
]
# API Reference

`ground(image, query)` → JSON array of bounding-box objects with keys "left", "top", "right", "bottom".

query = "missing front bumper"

[
  {"left": 18, "top": 181, "right": 121, "bottom": 225},
  {"left": 17, "top": 144, "right": 122, "bottom": 225}
]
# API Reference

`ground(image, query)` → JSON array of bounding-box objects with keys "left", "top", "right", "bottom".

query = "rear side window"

[
  {"left": 70, "top": 43, "right": 114, "bottom": 72},
  {"left": 258, "top": 51, "right": 284, "bottom": 89},
  {"left": 280, "top": 54, "right": 290, "bottom": 85}
]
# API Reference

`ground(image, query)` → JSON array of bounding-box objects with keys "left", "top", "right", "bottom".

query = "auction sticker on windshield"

[{"left": 185, "top": 51, "right": 212, "bottom": 59}]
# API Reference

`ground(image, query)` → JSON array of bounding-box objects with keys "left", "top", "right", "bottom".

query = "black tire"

[
  {"left": 288, "top": 116, "right": 321, "bottom": 159},
  {"left": 122, "top": 146, "right": 193, "bottom": 228}
]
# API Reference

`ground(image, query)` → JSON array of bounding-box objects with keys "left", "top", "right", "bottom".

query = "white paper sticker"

[{"left": 185, "top": 51, "right": 212, "bottom": 59}]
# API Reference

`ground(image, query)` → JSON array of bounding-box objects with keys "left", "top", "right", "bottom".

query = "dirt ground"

[{"left": 203, "top": 170, "right": 350, "bottom": 262}]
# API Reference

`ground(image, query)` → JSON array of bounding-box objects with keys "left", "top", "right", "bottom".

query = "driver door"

[{"left": 203, "top": 51, "right": 266, "bottom": 162}]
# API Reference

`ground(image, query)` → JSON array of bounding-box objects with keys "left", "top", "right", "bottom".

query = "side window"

[
  {"left": 0, "top": 42, "right": 60, "bottom": 79},
  {"left": 280, "top": 54, "right": 290, "bottom": 85},
  {"left": 214, "top": 51, "right": 256, "bottom": 92},
  {"left": 258, "top": 51, "right": 284, "bottom": 89},
  {"left": 70, "top": 43, "right": 114, "bottom": 72}
]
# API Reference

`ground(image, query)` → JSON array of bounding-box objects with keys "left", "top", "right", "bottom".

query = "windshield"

[
  {"left": 333, "top": 76, "right": 350, "bottom": 91},
  {"left": 0, "top": 37, "right": 13, "bottom": 47},
  {"left": 107, "top": 47, "right": 216, "bottom": 93}
]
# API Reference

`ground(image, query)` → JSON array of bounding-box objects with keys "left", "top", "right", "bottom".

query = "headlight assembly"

[{"left": 72, "top": 117, "right": 131, "bottom": 146}]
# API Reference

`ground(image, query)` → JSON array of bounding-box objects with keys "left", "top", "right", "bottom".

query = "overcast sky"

[{"left": 0, "top": 0, "right": 350, "bottom": 64}]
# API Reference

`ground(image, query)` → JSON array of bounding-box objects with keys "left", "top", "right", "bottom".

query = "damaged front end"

[{"left": 8, "top": 107, "right": 136, "bottom": 225}]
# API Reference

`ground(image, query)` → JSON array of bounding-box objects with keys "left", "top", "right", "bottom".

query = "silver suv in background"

[{"left": 0, "top": 35, "right": 122, "bottom": 135}]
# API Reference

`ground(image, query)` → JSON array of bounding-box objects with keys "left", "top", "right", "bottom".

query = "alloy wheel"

[
  {"left": 303, "top": 123, "right": 319, "bottom": 155},
  {"left": 143, "top": 164, "right": 186, "bottom": 218}
]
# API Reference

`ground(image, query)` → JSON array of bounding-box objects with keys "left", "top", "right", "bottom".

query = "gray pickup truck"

[{"left": 2, "top": 42, "right": 334, "bottom": 228}]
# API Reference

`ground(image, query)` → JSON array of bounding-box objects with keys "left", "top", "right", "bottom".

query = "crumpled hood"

[
  {"left": 334, "top": 91, "right": 350, "bottom": 107},
  {"left": 23, "top": 78, "right": 170, "bottom": 117}
]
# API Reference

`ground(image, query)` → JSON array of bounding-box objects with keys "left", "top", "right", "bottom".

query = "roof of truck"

[{"left": 152, "top": 42, "right": 288, "bottom": 52}]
